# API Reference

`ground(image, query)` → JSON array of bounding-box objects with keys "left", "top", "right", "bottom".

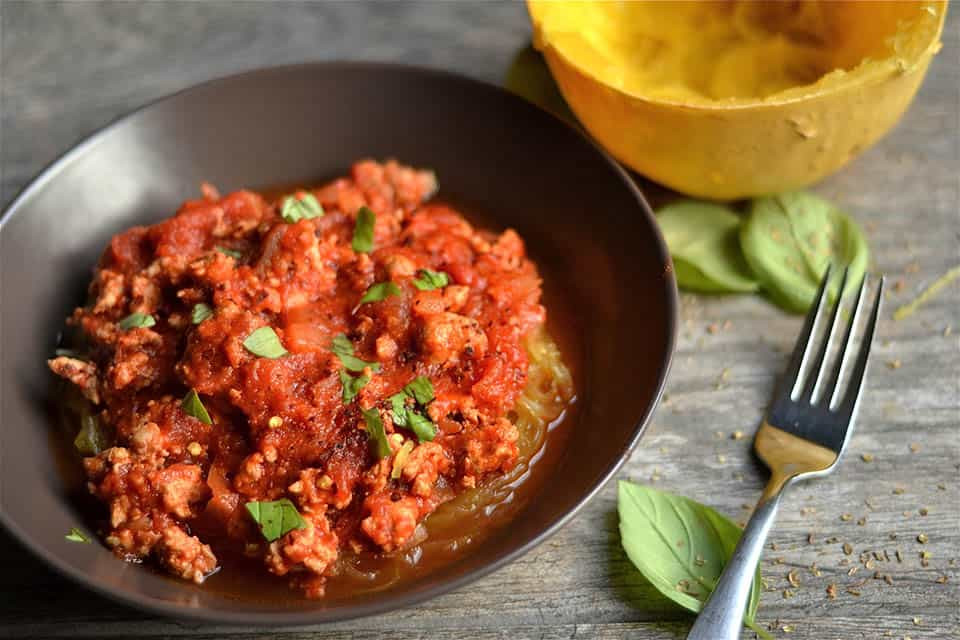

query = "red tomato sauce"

[{"left": 49, "top": 160, "right": 556, "bottom": 597}]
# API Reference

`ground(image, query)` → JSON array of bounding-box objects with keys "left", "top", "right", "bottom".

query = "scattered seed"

[
  {"left": 716, "top": 454, "right": 726, "bottom": 464},
  {"left": 861, "top": 453, "right": 875, "bottom": 462},
  {"left": 893, "top": 487, "right": 905, "bottom": 495},
  {"left": 913, "top": 617, "right": 922, "bottom": 626},
  {"left": 884, "top": 574, "right": 894, "bottom": 585},
  {"left": 937, "top": 483, "right": 946, "bottom": 491},
  {"left": 787, "top": 570, "right": 801, "bottom": 587},
  {"left": 781, "top": 624, "right": 794, "bottom": 633},
  {"left": 731, "top": 430, "right": 744, "bottom": 440},
  {"left": 886, "top": 359, "right": 902, "bottom": 369},
  {"left": 843, "top": 542, "right": 854, "bottom": 555},
  {"left": 909, "top": 443, "right": 920, "bottom": 453},
  {"left": 917, "top": 533, "right": 928, "bottom": 544},
  {"left": 841, "top": 513, "right": 853, "bottom": 521},
  {"left": 782, "top": 589, "right": 795, "bottom": 599},
  {"left": 896, "top": 549, "right": 903, "bottom": 562},
  {"left": 807, "top": 532, "right": 816, "bottom": 545},
  {"left": 919, "top": 507, "right": 928, "bottom": 516},
  {"left": 857, "top": 517, "right": 867, "bottom": 526},
  {"left": 826, "top": 583, "right": 837, "bottom": 599},
  {"left": 936, "top": 575, "right": 949, "bottom": 584},
  {"left": 944, "top": 325, "right": 953, "bottom": 337},
  {"left": 848, "top": 566, "right": 858, "bottom": 576},
  {"left": 846, "top": 587, "right": 861, "bottom": 596}
]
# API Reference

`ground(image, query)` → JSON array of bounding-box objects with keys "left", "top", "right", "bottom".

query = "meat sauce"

[{"left": 49, "top": 160, "right": 575, "bottom": 598}]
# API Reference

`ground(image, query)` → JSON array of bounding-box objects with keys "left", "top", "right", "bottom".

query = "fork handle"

[{"left": 686, "top": 487, "right": 785, "bottom": 640}]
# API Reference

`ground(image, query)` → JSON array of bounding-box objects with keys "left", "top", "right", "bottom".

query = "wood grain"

[{"left": 1, "top": 2, "right": 957, "bottom": 638}]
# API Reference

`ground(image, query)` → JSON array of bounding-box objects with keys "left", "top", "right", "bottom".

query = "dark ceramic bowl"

[{"left": 0, "top": 63, "right": 676, "bottom": 624}]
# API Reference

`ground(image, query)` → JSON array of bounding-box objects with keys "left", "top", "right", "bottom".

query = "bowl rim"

[
  {"left": 0, "top": 60, "right": 678, "bottom": 625},
  {"left": 527, "top": 0, "right": 948, "bottom": 112}
]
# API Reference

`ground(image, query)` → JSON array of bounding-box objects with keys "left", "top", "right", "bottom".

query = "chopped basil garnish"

[
  {"left": 181, "top": 388, "right": 213, "bottom": 424},
  {"left": 118, "top": 312, "right": 155, "bottom": 330},
  {"left": 280, "top": 192, "right": 324, "bottom": 223},
  {"left": 403, "top": 376, "right": 435, "bottom": 405},
  {"left": 339, "top": 369, "right": 370, "bottom": 404},
  {"left": 359, "top": 281, "right": 401, "bottom": 305},
  {"left": 65, "top": 527, "right": 91, "bottom": 543},
  {"left": 216, "top": 246, "right": 243, "bottom": 260},
  {"left": 412, "top": 269, "right": 449, "bottom": 291},
  {"left": 330, "top": 334, "right": 381, "bottom": 372},
  {"left": 191, "top": 303, "right": 213, "bottom": 324},
  {"left": 408, "top": 410, "right": 437, "bottom": 442},
  {"left": 362, "top": 407, "right": 392, "bottom": 458},
  {"left": 74, "top": 409, "right": 110, "bottom": 455},
  {"left": 389, "top": 376, "right": 436, "bottom": 441},
  {"left": 243, "top": 327, "right": 288, "bottom": 359},
  {"left": 244, "top": 498, "right": 307, "bottom": 542},
  {"left": 351, "top": 206, "right": 376, "bottom": 253}
]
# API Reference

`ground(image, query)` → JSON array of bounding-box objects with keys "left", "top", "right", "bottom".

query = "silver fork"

[{"left": 687, "top": 267, "right": 884, "bottom": 640}]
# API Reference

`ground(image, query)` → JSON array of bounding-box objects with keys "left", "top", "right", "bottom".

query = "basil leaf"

[
  {"left": 339, "top": 369, "right": 370, "bottom": 404},
  {"left": 351, "top": 206, "right": 376, "bottom": 253},
  {"left": 741, "top": 192, "right": 868, "bottom": 313},
  {"left": 403, "top": 376, "right": 435, "bottom": 405},
  {"left": 245, "top": 498, "right": 307, "bottom": 542},
  {"left": 243, "top": 327, "right": 288, "bottom": 359},
  {"left": 191, "top": 303, "right": 213, "bottom": 325},
  {"left": 618, "top": 481, "right": 765, "bottom": 633},
  {"left": 362, "top": 408, "right": 392, "bottom": 458},
  {"left": 412, "top": 269, "right": 450, "bottom": 291},
  {"left": 389, "top": 392, "right": 410, "bottom": 427},
  {"left": 65, "top": 527, "right": 91, "bottom": 543},
  {"left": 118, "top": 312, "right": 155, "bottom": 330},
  {"left": 74, "top": 408, "right": 111, "bottom": 455},
  {"left": 359, "top": 281, "right": 402, "bottom": 305},
  {"left": 181, "top": 388, "right": 213, "bottom": 424},
  {"left": 656, "top": 201, "right": 758, "bottom": 294},
  {"left": 216, "top": 246, "right": 243, "bottom": 260},
  {"left": 408, "top": 410, "right": 437, "bottom": 442},
  {"left": 330, "top": 334, "right": 381, "bottom": 372},
  {"left": 280, "top": 192, "right": 324, "bottom": 223}
]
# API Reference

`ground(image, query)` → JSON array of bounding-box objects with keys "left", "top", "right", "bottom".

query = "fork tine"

[
  {"left": 834, "top": 276, "right": 884, "bottom": 415},
  {"left": 784, "top": 264, "right": 833, "bottom": 400},
  {"left": 805, "top": 266, "right": 850, "bottom": 403},
  {"left": 822, "top": 274, "right": 868, "bottom": 409}
]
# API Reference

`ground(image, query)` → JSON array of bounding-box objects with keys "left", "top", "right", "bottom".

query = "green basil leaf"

[
  {"left": 362, "top": 407, "right": 392, "bottom": 458},
  {"left": 412, "top": 269, "right": 450, "bottom": 291},
  {"left": 65, "top": 527, "right": 91, "bottom": 543},
  {"left": 118, "top": 312, "right": 155, "bottom": 330},
  {"left": 243, "top": 327, "right": 288, "bottom": 359},
  {"left": 216, "top": 246, "right": 243, "bottom": 260},
  {"left": 656, "top": 200, "right": 758, "bottom": 294},
  {"left": 74, "top": 408, "right": 111, "bottom": 456},
  {"left": 339, "top": 369, "right": 370, "bottom": 404},
  {"left": 359, "top": 281, "right": 402, "bottom": 305},
  {"left": 280, "top": 192, "right": 324, "bottom": 223},
  {"left": 191, "top": 303, "right": 213, "bottom": 325},
  {"left": 408, "top": 410, "right": 437, "bottom": 442},
  {"left": 618, "top": 481, "right": 764, "bottom": 631},
  {"left": 403, "top": 376, "right": 435, "bottom": 405},
  {"left": 352, "top": 206, "right": 376, "bottom": 253},
  {"left": 244, "top": 498, "right": 307, "bottom": 542},
  {"left": 181, "top": 388, "right": 213, "bottom": 424},
  {"left": 741, "top": 192, "right": 868, "bottom": 313},
  {"left": 389, "top": 392, "right": 410, "bottom": 427},
  {"left": 330, "top": 334, "right": 381, "bottom": 372}
]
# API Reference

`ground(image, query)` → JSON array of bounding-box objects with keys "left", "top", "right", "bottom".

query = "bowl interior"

[{"left": 0, "top": 63, "right": 675, "bottom": 623}]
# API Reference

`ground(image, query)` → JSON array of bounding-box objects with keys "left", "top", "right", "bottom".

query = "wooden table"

[{"left": 2, "top": 3, "right": 957, "bottom": 638}]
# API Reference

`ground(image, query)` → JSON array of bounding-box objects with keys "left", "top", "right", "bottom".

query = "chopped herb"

[
  {"left": 74, "top": 409, "right": 110, "bottom": 455},
  {"left": 330, "top": 334, "right": 381, "bottom": 372},
  {"left": 403, "top": 376, "right": 435, "bottom": 405},
  {"left": 181, "top": 389, "right": 213, "bottom": 424},
  {"left": 362, "top": 407, "right": 391, "bottom": 458},
  {"left": 243, "top": 327, "right": 288, "bottom": 359},
  {"left": 390, "top": 392, "right": 410, "bottom": 427},
  {"left": 359, "top": 281, "right": 402, "bottom": 305},
  {"left": 391, "top": 440, "right": 415, "bottom": 479},
  {"left": 339, "top": 370, "right": 370, "bottom": 404},
  {"left": 408, "top": 410, "right": 437, "bottom": 442},
  {"left": 118, "top": 312, "right": 155, "bottom": 330},
  {"left": 244, "top": 498, "right": 307, "bottom": 542},
  {"left": 351, "top": 206, "right": 376, "bottom": 253},
  {"left": 412, "top": 269, "right": 450, "bottom": 291},
  {"left": 191, "top": 303, "right": 213, "bottom": 324},
  {"left": 65, "top": 527, "right": 91, "bottom": 543},
  {"left": 216, "top": 246, "right": 243, "bottom": 260},
  {"left": 280, "top": 192, "right": 324, "bottom": 223}
]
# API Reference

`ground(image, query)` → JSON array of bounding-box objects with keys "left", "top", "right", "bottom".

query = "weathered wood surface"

[{"left": 1, "top": 2, "right": 957, "bottom": 639}]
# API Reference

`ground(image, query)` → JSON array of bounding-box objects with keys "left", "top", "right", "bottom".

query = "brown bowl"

[{"left": 0, "top": 62, "right": 676, "bottom": 624}]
